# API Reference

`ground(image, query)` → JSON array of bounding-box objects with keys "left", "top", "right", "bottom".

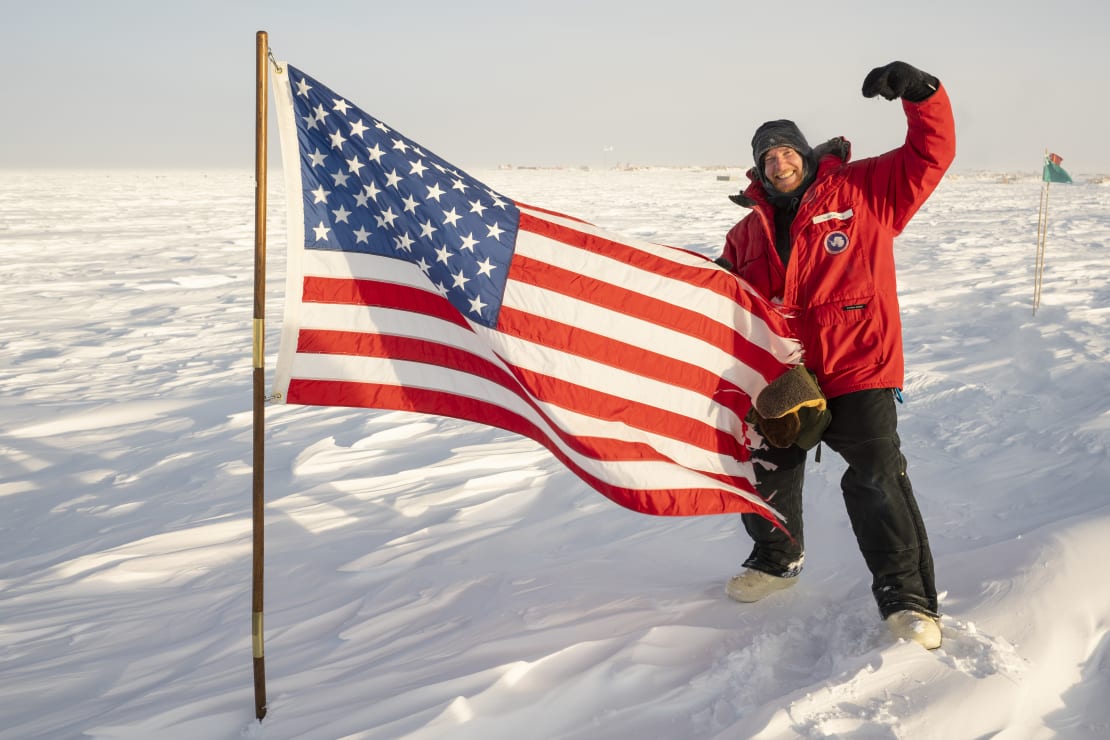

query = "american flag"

[{"left": 271, "top": 63, "right": 803, "bottom": 522}]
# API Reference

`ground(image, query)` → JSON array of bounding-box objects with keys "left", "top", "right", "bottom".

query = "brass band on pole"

[
  {"left": 253, "top": 319, "right": 265, "bottom": 369},
  {"left": 252, "top": 611, "right": 265, "bottom": 658},
  {"left": 252, "top": 29, "right": 269, "bottom": 722}
]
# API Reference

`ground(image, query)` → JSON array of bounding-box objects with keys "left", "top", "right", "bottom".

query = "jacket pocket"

[{"left": 806, "top": 297, "right": 883, "bottom": 375}]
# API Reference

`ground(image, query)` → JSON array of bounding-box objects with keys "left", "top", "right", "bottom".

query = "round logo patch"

[{"left": 825, "top": 231, "right": 850, "bottom": 254}]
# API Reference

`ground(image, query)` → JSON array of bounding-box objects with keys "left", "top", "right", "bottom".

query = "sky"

[{"left": 3, "top": 0, "right": 1109, "bottom": 173}]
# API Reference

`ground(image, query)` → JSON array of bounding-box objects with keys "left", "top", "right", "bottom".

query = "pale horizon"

[{"left": 4, "top": 1, "right": 1108, "bottom": 173}]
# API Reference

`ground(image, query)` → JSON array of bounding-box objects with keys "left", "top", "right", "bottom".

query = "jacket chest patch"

[{"left": 824, "top": 230, "right": 850, "bottom": 254}]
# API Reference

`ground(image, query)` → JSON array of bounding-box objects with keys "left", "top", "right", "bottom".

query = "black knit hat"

[{"left": 751, "top": 119, "right": 812, "bottom": 167}]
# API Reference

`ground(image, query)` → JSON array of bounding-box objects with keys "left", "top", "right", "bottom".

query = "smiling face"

[{"left": 761, "top": 146, "right": 807, "bottom": 193}]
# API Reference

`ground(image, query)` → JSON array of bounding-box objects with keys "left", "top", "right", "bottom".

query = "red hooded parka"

[{"left": 722, "top": 85, "right": 956, "bottom": 400}]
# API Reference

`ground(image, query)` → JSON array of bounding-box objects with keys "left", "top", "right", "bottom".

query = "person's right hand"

[{"left": 862, "top": 61, "right": 939, "bottom": 102}]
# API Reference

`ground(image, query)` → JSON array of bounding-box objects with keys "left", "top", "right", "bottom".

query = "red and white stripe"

[
  {"left": 273, "top": 68, "right": 802, "bottom": 521},
  {"left": 274, "top": 209, "right": 800, "bottom": 520}
]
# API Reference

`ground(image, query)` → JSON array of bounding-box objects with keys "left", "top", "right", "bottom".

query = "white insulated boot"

[
  {"left": 886, "top": 610, "right": 942, "bottom": 650},
  {"left": 725, "top": 568, "right": 797, "bottom": 603}
]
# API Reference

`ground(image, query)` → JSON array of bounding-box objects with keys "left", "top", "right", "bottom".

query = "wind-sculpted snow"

[{"left": 0, "top": 168, "right": 1107, "bottom": 739}]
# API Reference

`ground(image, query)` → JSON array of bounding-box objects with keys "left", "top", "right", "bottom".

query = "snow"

[{"left": 2, "top": 167, "right": 1108, "bottom": 739}]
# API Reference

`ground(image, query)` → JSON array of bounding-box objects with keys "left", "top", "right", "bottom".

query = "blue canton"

[{"left": 287, "top": 65, "right": 520, "bottom": 328}]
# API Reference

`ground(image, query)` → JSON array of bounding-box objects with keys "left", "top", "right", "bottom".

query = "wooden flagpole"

[{"left": 252, "top": 29, "right": 269, "bottom": 722}]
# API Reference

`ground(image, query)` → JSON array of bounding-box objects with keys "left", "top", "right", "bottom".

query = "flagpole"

[
  {"left": 1034, "top": 182, "right": 1048, "bottom": 314},
  {"left": 1034, "top": 150, "right": 1049, "bottom": 315},
  {"left": 252, "top": 29, "right": 269, "bottom": 722}
]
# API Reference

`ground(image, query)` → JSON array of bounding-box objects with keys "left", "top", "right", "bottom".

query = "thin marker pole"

[
  {"left": 1035, "top": 181, "right": 1049, "bottom": 314},
  {"left": 252, "top": 29, "right": 269, "bottom": 722}
]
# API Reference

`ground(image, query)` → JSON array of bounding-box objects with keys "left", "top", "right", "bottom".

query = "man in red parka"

[{"left": 719, "top": 61, "right": 956, "bottom": 649}]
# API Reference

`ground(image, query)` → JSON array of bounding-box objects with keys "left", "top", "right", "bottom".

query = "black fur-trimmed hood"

[{"left": 728, "top": 136, "right": 852, "bottom": 208}]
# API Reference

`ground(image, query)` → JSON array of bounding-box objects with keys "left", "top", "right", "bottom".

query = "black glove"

[
  {"left": 714, "top": 255, "right": 734, "bottom": 270},
  {"left": 862, "top": 61, "right": 939, "bottom": 103}
]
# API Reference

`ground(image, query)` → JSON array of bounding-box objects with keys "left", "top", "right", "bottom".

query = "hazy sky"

[{"left": 4, "top": 0, "right": 1108, "bottom": 173}]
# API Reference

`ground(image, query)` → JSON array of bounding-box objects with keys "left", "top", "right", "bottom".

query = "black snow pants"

[{"left": 740, "top": 388, "right": 939, "bottom": 619}]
